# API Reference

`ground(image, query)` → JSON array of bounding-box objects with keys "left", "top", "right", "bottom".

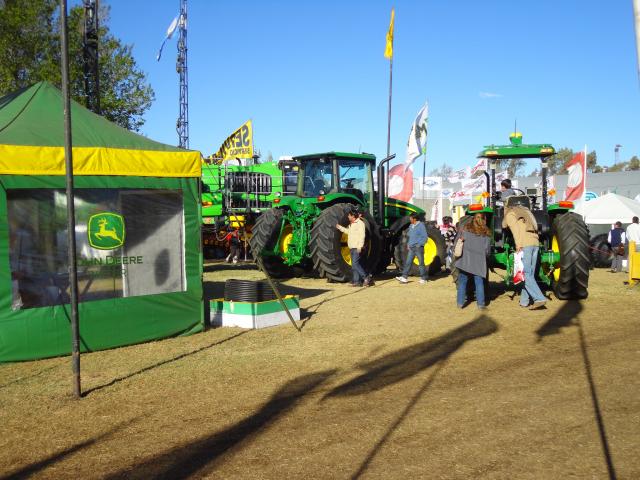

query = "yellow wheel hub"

[
  {"left": 279, "top": 225, "right": 293, "bottom": 254},
  {"left": 340, "top": 232, "right": 352, "bottom": 265},
  {"left": 413, "top": 238, "right": 438, "bottom": 266},
  {"left": 551, "top": 235, "right": 560, "bottom": 281}
]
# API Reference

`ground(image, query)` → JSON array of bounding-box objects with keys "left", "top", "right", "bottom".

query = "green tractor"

[
  {"left": 249, "top": 152, "right": 446, "bottom": 281},
  {"left": 458, "top": 133, "right": 590, "bottom": 299},
  {"left": 200, "top": 158, "right": 298, "bottom": 257}
]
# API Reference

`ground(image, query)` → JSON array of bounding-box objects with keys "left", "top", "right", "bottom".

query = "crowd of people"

[{"left": 608, "top": 216, "right": 640, "bottom": 273}]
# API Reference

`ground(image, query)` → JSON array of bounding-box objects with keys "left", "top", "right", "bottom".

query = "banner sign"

[
  {"left": 421, "top": 176, "right": 442, "bottom": 190},
  {"left": 388, "top": 164, "right": 414, "bottom": 203},
  {"left": 470, "top": 157, "right": 487, "bottom": 176},
  {"left": 461, "top": 176, "right": 487, "bottom": 192},
  {"left": 564, "top": 151, "right": 586, "bottom": 201},
  {"left": 211, "top": 120, "right": 253, "bottom": 163},
  {"left": 447, "top": 167, "right": 472, "bottom": 184}
]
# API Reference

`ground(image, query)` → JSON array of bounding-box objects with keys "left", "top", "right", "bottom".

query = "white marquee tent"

[{"left": 573, "top": 193, "right": 640, "bottom": 224}]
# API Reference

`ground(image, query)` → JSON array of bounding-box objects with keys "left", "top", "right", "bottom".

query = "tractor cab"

[{"left": 294, "top": 152, "right": 376, "bottom": 210}]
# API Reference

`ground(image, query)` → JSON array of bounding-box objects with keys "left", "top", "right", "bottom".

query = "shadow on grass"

[
  {"left": 537, "top": 300, "right": 617, "bottom": 479},
  {"left": 351, "top": 360, "right": 449, "bottom": 480},
  {"left": 83, "top": 331, "right": 248, "bottom": 397},
  {"left": 324, "top": 315, "right": 498, "bottom": 399},
  {"left": 299, "top": 278, "right": 397, "bottom": 329},
  {"left": 104, "top": 369, "right": 336, "bottom": 480},
  {"left": 535, "top": 299, "right": 582, "bottom": 339},
  {"left": 0, "top": 419, "right": 138, "bottom": 480}
]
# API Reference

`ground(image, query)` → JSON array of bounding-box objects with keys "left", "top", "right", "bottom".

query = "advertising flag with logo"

[
  {"left": 209, "top": 120, "right": 254, "bottom": 164},
  {"left": 388, "top": 103, "right": 429, "bottom": 203},
  {"left": 564, "top": 150, "right": 586, "bottom": 201}
]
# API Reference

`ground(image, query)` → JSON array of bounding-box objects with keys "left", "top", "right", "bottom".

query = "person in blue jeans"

[
  {"left": 396, "top": 213, "right": 428, "bottom": 284},
  {"left": 455, "top": 214, "right": 491, "bottom": 309},
  {"left": 503, "top": 206, "right": 547, "bottom": 309}
]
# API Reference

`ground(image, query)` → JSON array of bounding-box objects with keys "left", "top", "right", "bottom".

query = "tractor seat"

[{"left": 505, "top": 195, "right": 531, "bottom": 209}]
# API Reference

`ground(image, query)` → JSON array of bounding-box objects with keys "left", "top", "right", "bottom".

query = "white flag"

[
  {"left": 406, "top": 102, "right": 429, "bottom": 164},
  {"left": 157, "top": 16, "right": 179, "bottom": 61}
]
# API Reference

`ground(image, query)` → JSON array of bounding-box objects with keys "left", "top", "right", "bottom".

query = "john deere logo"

[{"left": 88, "top": 213, "right": 125, "bottom": 250}]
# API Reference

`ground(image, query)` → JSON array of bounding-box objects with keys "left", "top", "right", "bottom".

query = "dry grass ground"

[{"left": 0, "top": 265, "right": 638, "bottom": 479}]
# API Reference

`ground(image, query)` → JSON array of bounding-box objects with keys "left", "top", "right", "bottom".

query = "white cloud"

[{"left": 479, "top": 92, "right": 503, "bottom": 98}]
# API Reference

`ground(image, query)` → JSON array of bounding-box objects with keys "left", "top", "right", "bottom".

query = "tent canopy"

[
  {"left": 574, "top": 193, "right": 640, "bottom": 224},
  {"left": 0, "top": 82, "right": 203, "bottom": 362},
  {"left": 0, "top": 81, "right": 200, "bottom": 177}
]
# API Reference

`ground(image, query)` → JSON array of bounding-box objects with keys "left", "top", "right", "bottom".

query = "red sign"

[
  {"left": 388, "top": 164, "right": 414, "bottom": 202},
  {"left": 564, "top": 151, "right": 586, "bottom": 201}
]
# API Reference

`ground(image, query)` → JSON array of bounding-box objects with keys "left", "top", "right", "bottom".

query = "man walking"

[
  {"left": 608, "top": 221, "right": 626, "bottom": 273},
  {"left": 336, "top": 209, "right": 372, "bottom": 287},
  {"left": 503, "top": 205, "right": 547, "bottom": 309},
  {"left": 395, "top": 213, "right": 428, "bottom": 284}
]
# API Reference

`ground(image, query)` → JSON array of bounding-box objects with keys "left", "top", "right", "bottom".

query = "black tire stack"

[{"left": 224, "top": 279, "right": 277, "bottom": 302}]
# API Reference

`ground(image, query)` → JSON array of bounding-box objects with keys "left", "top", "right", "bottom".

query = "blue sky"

[{"left": 103, "top": 0, "right": 640, "bottom": 174}]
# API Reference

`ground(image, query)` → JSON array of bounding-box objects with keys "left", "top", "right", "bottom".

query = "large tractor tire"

[
  {"left": 550, "top": 212, "right": 590, "bottom": 300},
  {"left": 589, "top": 233, "right": 613, "bottom": 268},
  {"left": 249, "top": 208, "right": 294, "bottom": 278},
  {"left": 393, "top": 224, "right": 446, "bottom": 276},
  {"left": 309, "top": 203, "right": 383, "bottom": 282}
]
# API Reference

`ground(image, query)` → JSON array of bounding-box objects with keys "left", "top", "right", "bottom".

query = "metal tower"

[
  {"left": 176, "top": 0, "right": 189, "bottom": 148},
  {"left": 82, "top": 0, "right": 100, "bottom": 114}
]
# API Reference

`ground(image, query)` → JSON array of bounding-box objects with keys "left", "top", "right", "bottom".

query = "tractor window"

[
  {"left": 338, "top": 159, "right": 370, "bottom": 198},
  {"left": 302, "top": 160, "right": 334, "bottom": 197}
]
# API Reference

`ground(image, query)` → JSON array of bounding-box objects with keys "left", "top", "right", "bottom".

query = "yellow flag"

[{"left": 384, "top": 8, "right": 395, "bottom": 59}]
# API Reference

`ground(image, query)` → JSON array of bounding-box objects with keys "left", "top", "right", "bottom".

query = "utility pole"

[
  {"left": 176, "top": 0, "right": 189, "bottom": 149},
  {"left": 614, "top": 144, "right": 622, "bottom": 165},
  {"left": 82, "top": 0, "right": 100, "bottom": 114}
]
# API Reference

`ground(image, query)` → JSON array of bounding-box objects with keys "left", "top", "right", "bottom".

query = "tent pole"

[{"left": 60, "top": 0, "right": 82, "bottom": 399}]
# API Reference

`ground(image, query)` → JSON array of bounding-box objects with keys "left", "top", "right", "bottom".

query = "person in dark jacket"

[
  {"left": 442, "top": 216, "right": 457, "bottom": 272},
  {"left": 455, "top": 213, "right": 491, "bottom": 309},
  {"left": 396, "top": 213, "right": 429, "bottom": 284},
  {"left": 608, "top": 221, "right": 626, "bottom": 273}
]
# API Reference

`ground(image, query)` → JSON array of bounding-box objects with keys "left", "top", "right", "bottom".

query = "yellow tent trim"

[{"left": 0, "top": 145, "right": 201, "bottom": 177}]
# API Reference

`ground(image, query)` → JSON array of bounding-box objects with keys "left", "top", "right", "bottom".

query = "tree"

[
  {"left": 587, "top": 150, "right": 598, "bottom": 172},
  {"left": 627, "top": 156, "right": 640, "bottom": 171},
  {"left": 0, "top": 0, "right": 154, "bottom": 131},
  {"left": 607, "top": 162, "right": 627, "bottom": 172},
  {"left": 429, "top": 163, "right": 453, "bottom": 177},
  {"left": 546, "top": 148, "right": 574, "bottom": 175}
]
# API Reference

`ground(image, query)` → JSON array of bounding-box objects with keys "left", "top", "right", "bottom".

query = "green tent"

[{"left": 0, "top": 82, "right": 204, "bottom": 362}]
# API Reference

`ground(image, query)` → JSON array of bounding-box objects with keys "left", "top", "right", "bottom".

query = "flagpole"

[
  {"left": 385, "top": 57, "right": 393, "bottom": 196},
  {"left": 421, "top": 149, "right": 426, "bottom": 209},
  {"left": 60, "top": 0, "right": 81, "bottom": 399},
  {"left": 634, "top": 0, "right": 640, "bottom": 87}
]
